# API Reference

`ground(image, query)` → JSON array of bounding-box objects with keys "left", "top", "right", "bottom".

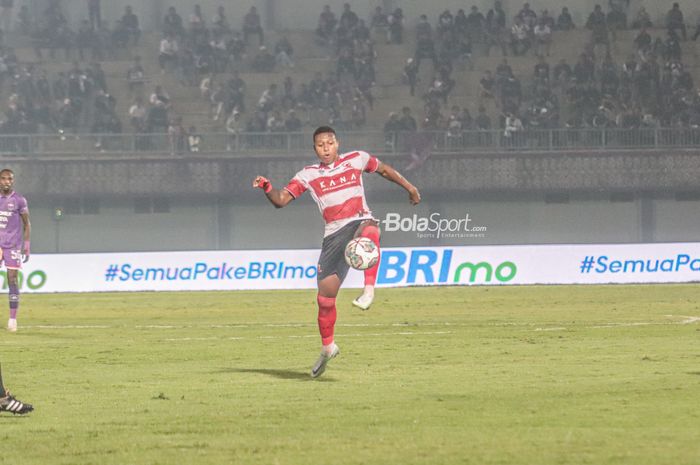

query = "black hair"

[
  {"left": 0, "top": 169, "right": 14, "bottom": 176},
  {"left": 313, "top": 126, "right": 336, "bottom": 142}
]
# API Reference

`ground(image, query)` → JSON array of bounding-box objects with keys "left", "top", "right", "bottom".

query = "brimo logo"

[
  {"left": 382, "top": 213, "right": 487, "bottom": 238},
  {"left": 454, "top": 261, "right": 516, "bottom": 283},
  {"left": 0, "top": 270, "right": 48, "bottom": 290},
  {"left": 377, "top": 250, "right": 517, "bottom": 284}
]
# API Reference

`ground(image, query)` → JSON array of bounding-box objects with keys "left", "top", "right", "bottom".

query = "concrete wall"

[{"left": 27, "top": 194, "right": 699, "bottom": 254}]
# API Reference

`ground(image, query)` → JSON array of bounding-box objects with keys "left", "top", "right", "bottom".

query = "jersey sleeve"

[
  {"left": 283, "top": 171, "right": 308, "bottom": 199},
  {"left": 360, "top": 151, "right": 380, "bottom": 173},
  {"left": 18, "top": 195, "right": 28, "bottom": 214}
]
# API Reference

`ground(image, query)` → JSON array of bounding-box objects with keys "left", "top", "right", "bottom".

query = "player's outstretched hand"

[
  {"left": 408, "top": 186, "right": 421, "bottom": 205},
  {"left": 253, "top": 176, "right": 272, "bottom": 193}
]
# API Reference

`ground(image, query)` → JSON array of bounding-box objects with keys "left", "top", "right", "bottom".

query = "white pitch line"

[
  {"left": 28, "top": 325, "right": 112, "bottom": 329},
  {"left": 665, "top": 315, "right": 700, "bottom": 325},
  {"left": 24, "top": 322, "right": 455, "bottom": 330},
  {"left": 165, "top": 331, "right": 454, "bottom": 342},
  {"left": 19, "top": 316, "right": 699, "bottom": 332},
  {"left": 590, "top": 322, "right": 655, "bottom": 328},
  {"left": 534, "top": 315, "right": 700, "bottom": 332}
]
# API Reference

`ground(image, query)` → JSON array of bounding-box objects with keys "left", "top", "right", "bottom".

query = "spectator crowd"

[{"left": 0, "top": 0, "right": 699, "bottom": 154}]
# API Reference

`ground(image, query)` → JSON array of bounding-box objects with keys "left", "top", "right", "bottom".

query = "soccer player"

[
  {"left": 0, "top": 169, "right": 31, "bottom": 332},
  {"left": 0, "top": 363, "right": 33, "bottom": 414},
  {"left": 253, "top": 126, "right": 421, "bottom": 377}
]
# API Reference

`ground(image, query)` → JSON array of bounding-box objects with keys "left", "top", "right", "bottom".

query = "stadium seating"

[{"left": 2, "top": 17, "right": 699, "bottom": 149}]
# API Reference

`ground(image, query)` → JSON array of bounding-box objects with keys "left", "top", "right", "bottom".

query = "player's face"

[
  {"left": 313, "top": 132, "right": 339, "bottom": 165},
  {"left": 0, "top": 172, "right": 14, "bottom": 194}
]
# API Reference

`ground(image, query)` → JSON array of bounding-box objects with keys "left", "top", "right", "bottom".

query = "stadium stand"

[{"left": 0, "top": 1, "right": 698, "bottom": 155}]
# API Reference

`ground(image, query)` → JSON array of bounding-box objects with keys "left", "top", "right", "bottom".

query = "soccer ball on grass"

[{"left": 344, "top": 237, "right": 379, "bottom": 270}]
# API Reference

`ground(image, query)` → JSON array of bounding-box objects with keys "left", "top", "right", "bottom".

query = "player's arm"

[
  {"left": 252, "top": 176, "right": 295, "bottom": 208},
  {"left": 375, "top": 161, "right": 421, "bottom": 205},
  {"left": 20, "top": 211, "right": 30, "bottom": 262}
]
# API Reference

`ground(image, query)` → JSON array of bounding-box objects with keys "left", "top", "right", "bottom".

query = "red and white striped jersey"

[{"left": 284, "top": 150, "right": 380, "bottom": 237}]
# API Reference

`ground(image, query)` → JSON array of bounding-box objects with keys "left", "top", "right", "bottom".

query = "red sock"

[
  {"left": 317, "top": 295, "right": 337, "bottom": 346},
  {"left": 360, "top": 225, "right": 381, "bottom": 286}
]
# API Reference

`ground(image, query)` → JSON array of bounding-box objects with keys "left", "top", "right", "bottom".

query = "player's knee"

[
  {"left": 363, "top": 224, "right": 380, "bottom": 235},
  {"left": 360, "top": 224, "right": 381, "bottom": 242}
]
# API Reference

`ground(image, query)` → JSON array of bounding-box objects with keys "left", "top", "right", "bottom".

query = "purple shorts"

[{"left": 1, "top": 247, "right": 22, "bottom": 269}]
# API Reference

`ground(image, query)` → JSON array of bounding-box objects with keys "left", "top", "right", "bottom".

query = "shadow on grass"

[
  {"left": 217, "top": 367, "right": 336, "bottom": 382},
  {"left": 0, "top": 415, "right": 33, "bottom": 421}
]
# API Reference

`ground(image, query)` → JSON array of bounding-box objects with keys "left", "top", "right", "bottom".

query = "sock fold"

[{"left": 317, "top": 294, "right": 337, "bottom": 346}]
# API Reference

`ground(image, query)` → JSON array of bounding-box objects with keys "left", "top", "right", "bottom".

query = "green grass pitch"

[{"left": 1, "top": 285, "right": 699, "bottom": 465}]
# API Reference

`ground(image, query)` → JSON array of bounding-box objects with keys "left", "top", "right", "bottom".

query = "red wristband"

[{"left": 256, "top": 176, "right": 272, "bottom": 193}]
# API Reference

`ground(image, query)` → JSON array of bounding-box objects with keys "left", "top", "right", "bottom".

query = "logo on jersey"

[{"left": 309, "top": 169, "right": 362, "bottom": 195}]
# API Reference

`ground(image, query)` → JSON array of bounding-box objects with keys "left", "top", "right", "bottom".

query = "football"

[{"left": 344, "top": 237, "right": 379, "bottom": 270}]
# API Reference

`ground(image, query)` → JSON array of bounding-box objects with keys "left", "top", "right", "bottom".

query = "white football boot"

[
  {"left": 7, "top": 318, "right": 17, "bottom": 333},
  {"left": 352, "top": 287, "right": 375, "bottom": 311},
  {"left": 310, "top": 343, "right": 340, "bottom": 378}
]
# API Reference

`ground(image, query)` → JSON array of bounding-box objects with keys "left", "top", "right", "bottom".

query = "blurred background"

[{"left": 1, "top": 0, "right": 699, "bottom": 252}]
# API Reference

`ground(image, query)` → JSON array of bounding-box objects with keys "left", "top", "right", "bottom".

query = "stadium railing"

[{"left": 1, "top": 128, "right": 699, "bottom": 157}]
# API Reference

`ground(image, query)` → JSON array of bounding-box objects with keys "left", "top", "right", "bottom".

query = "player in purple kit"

[{"left": 0, "top": 169, "right": 30, "bottom": 332}]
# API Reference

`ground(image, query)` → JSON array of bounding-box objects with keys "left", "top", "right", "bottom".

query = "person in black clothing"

[
  {"left": 666, "top": 3, "right": 686, "bottom": 41},
  {"left": 534, "top": 55, "right": 550, "bottom": 81},
  {"left": 163, "top": 6, "right": 184, "bottom": 38},
  {"left": 316, "top": 5, "right": 337, "bottom": 45},
  {"left": 665, "top": 29, "right": 682, "bottom": 60},
  {"left": 243, "top": 6, "right": 264, "bottom": 46},
  {"left": 586, "top": 4, "right": 609, "bottom": 53},
  {"left": 573, "top": 53, "right": 595, "bottom": 84},
  {"left": 485, "top": 1, "right": 507, "bottom": 56},
  {"left": 557, "top": 7, "right": 575, "bottom": 30},
  {"left": 340, "top": 3, "right": 359, "bottom": 31},
  {"left": 634, "top": 27, "right": 652, "bottom": 55},
  {"left": 388, "top": 8, "right": 404, "bottom": 44},
  {"left": 337, "top": 47, "right": 356, "bottom": 77},
  {"left": 121, "top": 6, "right": 140, "bottom": 46},
  {"left": 147, "top": 100, "right": 168, "bottom": 133},
  {"left": 479, "top": 70, "right": 495, "bottom": 100},
  {"left": 0, "top": 364, "right": 33, "bottom": 415},
  {"left": 466, "top": 6, "right": 485, "bottom": 44},
  {"left": 414, "top": 33, "right": 437, "bottom": 71},
  {"left": 398, "top": 106, "right": 417, "bottom": 132},
  {"left": 403, "top": 58, "right": 418, "bottom": 96},
  {"left": 383, "top": 112, "right": 401, "bottom": 149},
  {"left": 285, "top": 109, "right": 302, "bottom": 131}
]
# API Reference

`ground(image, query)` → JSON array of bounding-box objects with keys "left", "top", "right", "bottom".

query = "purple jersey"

[{"left": 0, "top": 192, "right": 28, "bottom": 249}]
